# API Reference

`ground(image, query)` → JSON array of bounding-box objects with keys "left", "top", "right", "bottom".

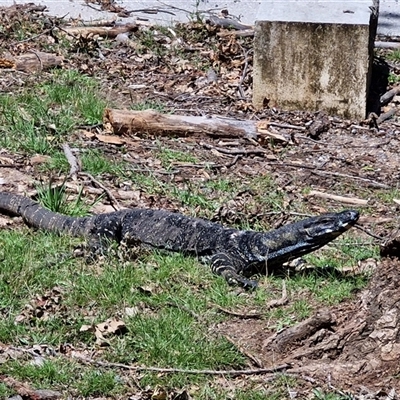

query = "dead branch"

[
  {"left": 103, "top": 109, "right": 258, "bottom": 139},
  {"left": 264, "top": 309, "right": 334, "bottom": 352},
  {"left": 377, "top": 108, "right": 397, "bottom": 124},
  {"left": 215, "top": 305, "right": 262, "bottom": 319},
  {"left": 74, "top": 354, "right": 289, "bottom": 376},
  {"left": 217, "top": 29, "right": 255, "bottom": 38},
  {"left": 61, "top": 23, "right": 138, "bottom": 38},
  {"left": 307, "top": 190, "right": 368, "bottom": 206},
  {"left": 224, "top": 335, "right": 265, "bottom": 368},
  {"left": 265, "top": 281, "right": 288, "bottom": 309},
  {"left": 268, "top": 122, "right": 306, "bottom": 131},
  {"left": 206, "top": 15, "right": 252, "bottom": 30},
  {"left": 201, "top": 142, "right": 268, "bottom": 156},
  {"left": 62, "top": 143, "right": 80, "bottom": 180},
  {"left": 380, "top": 85, "right": 400, "bottom": 105},
  {"left": 79, "top": 172, "right": 121, "bottom": 211}
]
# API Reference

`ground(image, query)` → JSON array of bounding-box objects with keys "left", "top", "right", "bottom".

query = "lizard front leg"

[{"left": 210, "top": 253, "right": 258, "bottom": 289}]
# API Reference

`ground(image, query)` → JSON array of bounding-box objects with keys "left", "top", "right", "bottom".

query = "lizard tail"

[{"left": 0, "top": 192, "right": 89, "bottom": 236}]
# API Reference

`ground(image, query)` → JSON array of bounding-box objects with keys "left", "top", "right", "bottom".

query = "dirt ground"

[{"left": 1, "top": 3, "right": 400, "bottom": 398}]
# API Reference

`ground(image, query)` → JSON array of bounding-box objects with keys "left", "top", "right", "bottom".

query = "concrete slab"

[{"left": 253, "top": 0, "right": 377, "bottom": 119}]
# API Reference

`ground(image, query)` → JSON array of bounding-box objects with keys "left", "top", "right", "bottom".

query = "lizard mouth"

[{"left": 305, "top": 209, "right": 360, "bottom": 240}]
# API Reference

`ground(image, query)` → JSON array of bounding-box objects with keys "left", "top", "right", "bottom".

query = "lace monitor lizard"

[{"left": 0, "top": 192, "right": 359, "bottom": 289}]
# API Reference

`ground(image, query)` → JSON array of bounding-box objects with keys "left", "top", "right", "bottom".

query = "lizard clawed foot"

[{"left": 223, "top": 271, "right": 258, "bottom": 290}]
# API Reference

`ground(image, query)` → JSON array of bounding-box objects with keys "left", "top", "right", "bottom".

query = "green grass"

[
  {"left": 0, "top": 219, "right": 373, "bottom": 397},
  {"left": 130, "top": 99, "right": 166, "bottom": 112},
  {"left": 0, "top": 70, "right": 107, "bottom": 155}
]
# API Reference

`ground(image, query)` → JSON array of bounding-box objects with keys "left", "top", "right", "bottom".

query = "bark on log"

[
  {"left": 0, "top": 52, "right": 63, "bottom": 72},
  {"left": 268, "top": 309, "right": 334, "bottom": 352},
  {"left": 103, "top": 109, "right": 258, "bottom": 139}
]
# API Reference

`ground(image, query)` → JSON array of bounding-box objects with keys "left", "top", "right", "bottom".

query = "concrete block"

[{"left": 253, "top": 1, "right": 379, "bottom": 119}]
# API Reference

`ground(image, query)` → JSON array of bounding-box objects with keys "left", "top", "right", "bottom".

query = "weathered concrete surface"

[
  {"left": 0, "top": 0, "right": 261, "bottom": 25},
  {"left": 253, "top": 1, "right": 377, "bottom": 119}
]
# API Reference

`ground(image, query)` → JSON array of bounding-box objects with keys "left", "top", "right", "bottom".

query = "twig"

[
  {"left": 224, "top": 335, "right": 264, "bottom": 368},
  {"left": 215, "top": 305, "right": 262, "bottom": 319},
  {"left": 211, "top": 155, "right": 241, "bottom": 169},
  {"left": 74, "top": 355, "right": 289, "bottom": 375},
  {"left": 62, "top": 143, "right": 80, "bottom": 180},
  {"left": 266, "top": 161, "right": 389, "bottom": 189},
  {"left": 309, "top": 169, "right": 389, "bottom": 189},
  {"left": 79, "top": 172, "right": 121, "bottom": 211},
  {"left": 377, "top": 108, "right": 397, "bottom": 124},
  {"left": 380, "top": 85, "right": 400, "bottom": 105},
  {"left": 165, "top": 302, "right": 201, "bottom": 320},
  {"left": 11, "top": 29, "right": 52, "bottom": 45},
  {"left": 307, "top": 190, "right": 368, "bottom": 206},
  {"left": 202, "top": 142, "right": 267, "bottom": 156},
  {"left": 125, "top": 7, "right": 176, "bottom": 16},
  {"left": 268, "top": 122, "right": 306, "bottom": 131},
  {"left": 265, "top": 281, "right": 288, "bottom": 309},
  {"left": 354, "top": 224, "right": 385, "bottom": 241}
]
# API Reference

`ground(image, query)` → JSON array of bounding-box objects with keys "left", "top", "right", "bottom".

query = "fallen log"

[
  {"left": 103, "top": 109, "right": 258, "bottom": 139},
  {"left": 0, "top": 51, "right": 63, "bottom": 72}
]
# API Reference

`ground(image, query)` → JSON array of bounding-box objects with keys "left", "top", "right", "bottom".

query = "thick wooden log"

[
  {"left": 0, "top": 52, "right": 63, "bottom": 72},
  {"left": 103, "top": 109, "right": 258, "bottom": 139}
]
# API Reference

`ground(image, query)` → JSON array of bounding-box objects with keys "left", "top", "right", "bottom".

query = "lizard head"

[
  {"left": 302, "top": 209, "right": 359, "bottom": 243},
  {"left": 256, "top": 209, "right": 360, "bottom": 269}
]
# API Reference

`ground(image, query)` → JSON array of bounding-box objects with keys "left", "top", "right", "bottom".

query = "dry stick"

[
  {"left": 354, "top": 224, "right": 385, "bottom": 241},
  {"left": 75, "top": 355, "right": 289, "bottom": 376},
  {"left": 79, "top": 172, "right": 121, "bottom": 211},
  {"left": 202, "top": 142, "right": 267, "bottom": 156},
  {"left": 307, "top": 190, "right": 368, "bottom": 206},
  {"left": 11, "top": 29, "right": 52, "bottom": 45},
  {"left": 215, "top": 305, "right": 262, "bottom": 319},
  {"left": 377, "top": 108, "right": 397, "bottom": 124},
  {"left": 212, "top": 155, "right": 241, "bottom": 169},
  {"left": 62, "top": 143, "right": 80, "bottom": 179},
  {"left": 269, "top": 162, "right": 389, "bottom": 189},
  {"left": 268, "top": 122, "right": 306, "bottom": 131},
  {"left": 266, "top": 281, "right": 288, "bottom": 308},
  {"left": 309, "top": 169, "right": 389, "bottom": 189},
  {"left": 170, "top": 155, "right": 240, "bottom": 169},
  {"left": 61, "top": 144, "right": 121, "bottom": 209},
  {"left": 224, "top": 335, "right": 265, "bottom": 368},
  {"left": 380, "top": 85, "right": 400, "bottom": 105},
  {"left": 165, "top": 302, "right": 201, "bottom": 320}
]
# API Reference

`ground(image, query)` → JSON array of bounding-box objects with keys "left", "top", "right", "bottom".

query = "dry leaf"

[
  {"left": 96, "top": 318, "right": 127, "bottom": 336},
  {"left": 30, "top": 155, "right": 51, "bottom": 165},
  {"left": 152, "top": 386, "right": 168, "bottom": 400},
  {"left": 95, "top": 134, "right": 126, "bottom": 145}
]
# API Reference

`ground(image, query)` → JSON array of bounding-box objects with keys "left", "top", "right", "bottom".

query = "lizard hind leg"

[{"left": 210, "top": 253, "right": 258, "bottom": 290}]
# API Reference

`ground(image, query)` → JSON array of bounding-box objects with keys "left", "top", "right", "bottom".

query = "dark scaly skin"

[{"left": 0, "top": 192, "right": 359, "bottom": 289}]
